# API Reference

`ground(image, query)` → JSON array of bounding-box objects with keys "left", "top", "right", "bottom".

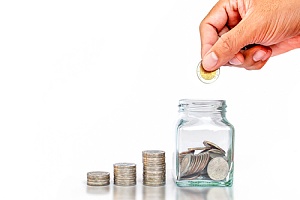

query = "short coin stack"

[
  {"left": 113, "top": 163, "right": 136, "bottom": 186},
  {"left": 142, "top": 150, "right": 166, "bottom": 186},
  {"left": 87, "top": 171, "right": 110, "bottom": 186}
]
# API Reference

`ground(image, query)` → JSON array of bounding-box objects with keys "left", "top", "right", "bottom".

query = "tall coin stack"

[
  {"left": 142, "top": 150, "right": 166, "bottom": 186},
  {"left": 113, "top": 163, "right": 136, "bottom": 186}
]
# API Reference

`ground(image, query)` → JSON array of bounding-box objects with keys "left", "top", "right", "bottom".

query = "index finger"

[{"left": 199, "top": 1, "right": 231, "bottom": 57}]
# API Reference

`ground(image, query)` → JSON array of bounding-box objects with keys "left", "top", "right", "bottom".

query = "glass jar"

[{"left": 174, "top": 99, "right": 234, "bottom": 187}]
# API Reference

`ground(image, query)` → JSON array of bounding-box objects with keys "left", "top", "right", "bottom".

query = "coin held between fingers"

[{"left": 196, "top": 61, "right": 220, "bottom": 84}]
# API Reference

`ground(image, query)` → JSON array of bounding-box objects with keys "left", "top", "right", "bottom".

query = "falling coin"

[{"left": 196, "top": 61, "right": 220, "bottom": 84}]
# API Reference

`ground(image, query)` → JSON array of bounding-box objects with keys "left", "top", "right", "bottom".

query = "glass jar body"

[{"left": 174, "top": 100, "right": 234, "bottom": 187}]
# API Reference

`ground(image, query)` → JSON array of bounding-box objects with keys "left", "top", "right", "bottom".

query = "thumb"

[{"left": 202, "top": 19, "right": 253, "bottom": 71}]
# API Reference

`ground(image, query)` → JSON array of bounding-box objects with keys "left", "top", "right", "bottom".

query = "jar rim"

[
  {"left": 179, "top": 99, "right": 225, "bottom": 105},
  {"left": 178, "top": 99, "right": 226, "bottom": 112}
]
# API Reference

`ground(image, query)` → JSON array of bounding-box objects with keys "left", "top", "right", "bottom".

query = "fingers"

[
  {"left": 199, "top": 0, "right": 277, "bottom": 71},
  {"left": 228, "top": 52, "right": 244, "bottom": 66},
  {"left": 200, "top": 0, "right": 269, "bottom": 71},
  {"left": 269, "top": 35, "right": 300, "bottom": 56},
  {"left": 199, "top": 1, "right": 230, "bottom": 58},
  {"left": 201, "top": 19, "right": 252, "bottom": 71},
  {"left": 227, "top": 45, "right": 272, "bottom": 70},
  {"left": 242, "top": 45, "right": 272, "bottom": 70}
]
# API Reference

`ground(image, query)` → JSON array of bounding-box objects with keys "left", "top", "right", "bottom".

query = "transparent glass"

[{"left": 174, "top": 99, "right": 234, "bottom": 187}]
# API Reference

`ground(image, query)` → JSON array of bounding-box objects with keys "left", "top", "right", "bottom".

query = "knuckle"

[
  {"left": 199, "top": 20, "right": 206, "bottom": 32},
  {"left": 255, "top": 63, "right": 265, "bottom": 70},
  {"left": 245, "top": 62, "right": 265, "bottom": 70},
  {"left": 218, "top": 34, "right": 234, "bottom": 53}
]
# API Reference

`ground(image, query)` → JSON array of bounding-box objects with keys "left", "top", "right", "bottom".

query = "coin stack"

[
  {"left": 87, "top": 171, "right": 110, "bottom": 186},
  {"left": 142, "top": 150, "right": 166, "bottom": 186},
  {"left": 179, "top": 140, "right": 229, "bottom": 181},
  {"left": 113, "top": 163, "right": 136, "bottom": 186}
]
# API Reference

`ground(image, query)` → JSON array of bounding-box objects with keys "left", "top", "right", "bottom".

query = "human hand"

[{"left": 200, "top": 0, "right": 300, "bottom": 71}]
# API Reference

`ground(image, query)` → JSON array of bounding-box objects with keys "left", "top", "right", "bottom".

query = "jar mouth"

[{"left": 178, "top": 99, "right": 226, "bottom": 112}]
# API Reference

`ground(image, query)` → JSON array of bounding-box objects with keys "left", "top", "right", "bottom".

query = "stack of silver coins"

[
  {"left": 113, "top": 163, "right": 136, "bottom": 186},
  {"left": 142, "top": 150, "right": 166, "bottom": 186},
  {"left": 87, "top": 171, "right": 110, "bottom": 186}
]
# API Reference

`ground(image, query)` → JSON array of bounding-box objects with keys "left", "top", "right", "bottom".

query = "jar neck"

[{"left": 178, "top": 99, "right": 226, "bottom": 117}]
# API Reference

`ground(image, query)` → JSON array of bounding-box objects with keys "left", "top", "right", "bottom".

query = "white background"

[{"left": 1, "top": 0, "right": 300, "bottom": 199}]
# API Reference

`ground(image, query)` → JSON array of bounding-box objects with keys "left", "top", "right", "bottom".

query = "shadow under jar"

[{"left": 174, "top": 100, "right": 234, "bottom": 187}]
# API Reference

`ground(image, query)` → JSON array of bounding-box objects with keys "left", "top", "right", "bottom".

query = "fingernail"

[
  {"left": 203, "top": 52, "right": 218, "bottom": 70},
  {"left": 262, "top": 50, "right": 271, "bottom": 61},
  {"left": 229, "top": 57, "right": 242, "bottom": 65},
  {"left": 253, "top": 50, "right": 267, "bottom": 62}
]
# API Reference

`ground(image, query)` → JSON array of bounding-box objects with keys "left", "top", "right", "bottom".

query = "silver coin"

[
  {"left": 208, "top": 148, "right": 225, "bottom": 155},
  {"left": 114, "top": 163, "right": 136, "bottom": 168},
  {"left": 143, "top": 182, "right": 165, "bottom": 186},
  {"left": 143, "top": 161, "right": 165, "bottom": 165},
  {"left": 187, "top": 147, "right": 209, "bottom": 151},
  {"left": 180, "top": 172, "right": 201, "bottom": 180},
  {"left": 87, "top": 171, "right": 110, "bottom": 179},
  {"left": 143, "top": 150, "right": 165, "bottom": 157},
  {"left": 143, "top": 163, "right": 166, "bottom": 167},
  {"left": 180, "top": 154, "right": 192, "bottom": 176},
  {"left": 198, "top": 152, "right": 210, "bottom": 172},
  {"left": 207, "top": 157, "right": 229, "bottom": 181},
  {"left": 180, "top": 150, "right": 195, "bottom": 155},
  {"left": 143, "top": 157, "right": 165, "bottom": 161},
  {"left": 208, "top": 149, "right": 226, "bottom": 159},
  {"left": 114, "top": 182, "right": 136, "bottom": 186},
  {"left": 187, "top": 154, "right": 196, "bottom": 175},
  {"left": 143, "top": 174, "right": 166, "bottom": 178},
  {"left": 86, "top": 181, "right": 110, "bottom": 186},
  {"left": 179, "top": 150, "right": 194, "bottom": 163},
  {"left": 203, "top": 141, "right": 226, "bottom": 155},
  {"left": 143, "top": 175, "right": 166, "bottom": 179},
  {"left": 87, "top": 181, "right": 110, "bottom": 186}
]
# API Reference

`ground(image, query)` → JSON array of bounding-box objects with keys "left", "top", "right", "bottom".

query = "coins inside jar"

[
  {"left": 196, "top": 61, "right": 220, "bottom": 84},
  {"left": 178, "top": 140, "right": 229, "bottom": 181}
]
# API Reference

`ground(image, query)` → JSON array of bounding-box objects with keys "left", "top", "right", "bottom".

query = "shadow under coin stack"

[
  {"left": 87, "top": 171, "right": 110, "bottom": 186},
  {"left": 113, "top": 163, "right": 136, "bottom": 186},
  {"left": 142, "top": 150, "right": 166, "bottom": 186}
]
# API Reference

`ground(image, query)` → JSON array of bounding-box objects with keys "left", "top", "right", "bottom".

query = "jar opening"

[{"left": 178, "top": 99, "right": 226, "bottom": 112}]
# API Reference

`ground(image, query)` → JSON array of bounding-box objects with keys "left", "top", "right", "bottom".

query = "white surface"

[{"left": 0, "top": 0, "right": 300, "bottom": 199}]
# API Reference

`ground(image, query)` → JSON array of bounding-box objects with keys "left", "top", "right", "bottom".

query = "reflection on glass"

[
  {"left": 176, "top": 187, "right": 233, "bottom": 200},
  {"left": 86, "top": 185, "right": 110, "bottom": 195},
  {"left": 143, "top": 185, "right": 166, "bottom": 200},
  {"left": 113, "top": 185, "right": 136, "bottom": 200}
]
